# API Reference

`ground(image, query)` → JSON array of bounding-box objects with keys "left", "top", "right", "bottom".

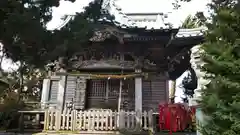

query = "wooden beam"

[
  {"left": 55, "top": 72, "right": 144, "bottom": 79},
  {"left": 148, "top": 48, "right": 163, "bottom": 51}
]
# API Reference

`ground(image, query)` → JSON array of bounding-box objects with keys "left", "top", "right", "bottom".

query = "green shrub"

[{"left": 0, "top": 92, "right": 24, "bottom": 130}]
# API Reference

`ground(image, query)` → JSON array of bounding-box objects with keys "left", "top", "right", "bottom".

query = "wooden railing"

[
  {"left": 119, "top": 110, "right": 153, "bottom": 131},
  {"left": 44, "top": 109, "right": 154, "bottom": 132}
]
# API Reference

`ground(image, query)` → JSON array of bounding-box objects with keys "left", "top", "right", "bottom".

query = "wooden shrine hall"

[
  {"left": 28, "top": 1, "right": 206, "bottom": 133},
  {"left": 41, "top": 25, "right": 205, "bottom": 112}
]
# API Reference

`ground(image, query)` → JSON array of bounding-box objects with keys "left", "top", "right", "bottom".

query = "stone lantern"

[{"left": 189, "top": 45, "right": 210, "bottom": 135}]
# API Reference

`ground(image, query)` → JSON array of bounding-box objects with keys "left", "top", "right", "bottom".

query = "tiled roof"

[
  {"left": 105, "top": 0, "right": 136, "bottom": 28},
  {"left": 103, "top": 0, "right": 174, "bottom": 29},
  {"left": 125, "top": 13, "right": 173, "bottom": 30}
]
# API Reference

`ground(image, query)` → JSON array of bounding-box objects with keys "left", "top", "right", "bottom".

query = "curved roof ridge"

[
  {"left": 176, "top": 27, "right": 206, "bottom": 37},
  {"left": 178, "top": 27, "right": 207, "bottom": 32},
  {"left": 107, "top": 0, "right": 137, "bottom": 27}
]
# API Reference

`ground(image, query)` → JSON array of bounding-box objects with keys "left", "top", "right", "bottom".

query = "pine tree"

[{"left": 200, "top": 1, "right": 240, "bottom": 135}]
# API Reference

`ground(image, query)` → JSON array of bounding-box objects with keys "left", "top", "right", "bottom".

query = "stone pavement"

[{"left": 0, "top": 132, "right": 196, "bottom": 135}]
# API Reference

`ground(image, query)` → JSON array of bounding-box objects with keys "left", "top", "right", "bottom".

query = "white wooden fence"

[{"left": 44, "top": 109, "right": 153, "bottom": 132}]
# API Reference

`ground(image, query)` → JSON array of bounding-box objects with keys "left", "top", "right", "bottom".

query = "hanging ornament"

[{"left": 90, "top": 74, "right": 137, "bottom": 79}]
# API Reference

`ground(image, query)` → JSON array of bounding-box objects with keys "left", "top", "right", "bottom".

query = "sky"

[{"left": 47, "top": 0, "right": 211, "bottom": 30}]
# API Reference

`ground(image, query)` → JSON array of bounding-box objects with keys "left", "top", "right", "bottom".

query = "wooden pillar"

[
  {"left": 135, "top": 76, "right": 142, "bottom": 112},
  {"left": 117, "top": 79, "right": 123, "bottom": 112},
  {"left": 41, "top": 79, "right": 51, "bottom": 109},
  {"left": 105, "top": 80, "right": 109, "bottom": 102},
  {"left": 74, "top": 76, "right": 87, "bottom": 110},
  {"left": 18, "top": 112, "right": 24, "bottom": 132},
  {"left": 36, "top": 113, "right": 40, "bottom": 128},
  {"left": 135, "top": 69, "right": 142, "bottom": 129},
  {"left": 57, "top": 75, "right": 66, "bottom": 111},
  {"left": 168, "top": 80, "right": 176, "bottom": 103}
]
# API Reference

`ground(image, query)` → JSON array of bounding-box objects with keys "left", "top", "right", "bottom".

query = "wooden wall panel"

[
  {"left": 142, "top": 75, "right": 167, "bottom": 112},
  {"left": 49, "top": 80, "right": 59, "bottom": 102}
]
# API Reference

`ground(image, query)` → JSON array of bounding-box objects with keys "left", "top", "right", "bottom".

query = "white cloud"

[{"left": 47, "top": 0, "right": 94, "bottom": 30}]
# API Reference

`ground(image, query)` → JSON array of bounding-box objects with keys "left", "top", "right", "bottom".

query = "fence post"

[
  {"left": 135, "top": 110, "right": 142, "bottom": 131},
  {"left": 55, "top": 110, "right": 61, "bottom": 131},
  {"left": 119, "top": 110, "right": 125, "bottom": 129},
  {"left": 71, "top": 110, "right": 76, "bottom": 131},
  {"left": 148, "top": 110, "right": 154, "bottom": 135},
  {"left": 44, "top": 110, "right": 49, "bottom": 131}
]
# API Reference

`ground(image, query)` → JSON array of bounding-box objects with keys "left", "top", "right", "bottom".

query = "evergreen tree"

[
  {"left": 0, "top": 0, "right": 114, "bottom": 129},
  {"left": 199, "top": 0, "right": 240, "bottom": 135},
  {"left": 0, "top": 0, "right": 110, "bottom": 68}
]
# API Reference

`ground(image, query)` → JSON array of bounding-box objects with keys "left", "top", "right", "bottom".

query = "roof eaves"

[{"left": 176, "top": 27, "right": 207, "bottom": 38}]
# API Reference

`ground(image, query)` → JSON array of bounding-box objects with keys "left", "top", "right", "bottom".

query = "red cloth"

[
  {"left": 190, "top": 106, "right": 196, "bottom": 115},
  {"left": 158, "top": 103, "right": 192, "bottom": 132}
]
